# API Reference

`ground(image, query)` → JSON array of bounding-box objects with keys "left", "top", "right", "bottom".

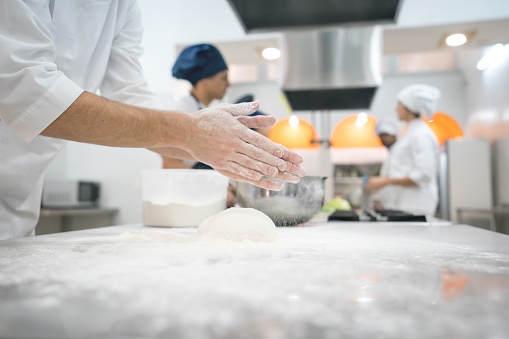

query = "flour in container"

[
  {"left": 143, "top": 198, "right": 226, "bottom": 227},
  {"left": 195, "top": 207, "right": 277, "bottom": 242}
]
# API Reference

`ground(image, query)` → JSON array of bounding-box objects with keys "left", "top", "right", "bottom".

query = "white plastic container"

[{"left": 142, "top": 169, "right": 229, "bottom": 227}]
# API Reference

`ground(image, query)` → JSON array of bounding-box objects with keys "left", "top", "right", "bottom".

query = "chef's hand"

[
  {"left": 365, "top": 176, "right": 389, "bottom": 193},
  {"left": 185, "top": 101, "right": 306, "bottom": 190}
]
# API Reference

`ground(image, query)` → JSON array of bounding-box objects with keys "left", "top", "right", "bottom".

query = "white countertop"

[{"left": 1, "top": 220, "right": 508, "bottom": 339}]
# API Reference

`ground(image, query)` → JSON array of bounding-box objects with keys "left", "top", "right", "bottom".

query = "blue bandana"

[{"left": 172, "top": 44, "right": 228, "bottom": 85}]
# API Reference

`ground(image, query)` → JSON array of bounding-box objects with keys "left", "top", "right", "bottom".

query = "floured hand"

[{"left": 184, "top": 101, "right": 306, "bottom": 190}]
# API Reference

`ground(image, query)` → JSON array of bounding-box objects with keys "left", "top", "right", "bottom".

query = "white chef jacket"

[
  {"left": 370, "top": 152, "right": 395, "bottom": 210},
  {"left": 173, "top": 93, "right": 204, "bottom": 112},
  {"left": 383, "top": 119, "right": 439, "bottom": 216},
  {"left": 0, "top": 0, "right": 161, "bottom": 239}
]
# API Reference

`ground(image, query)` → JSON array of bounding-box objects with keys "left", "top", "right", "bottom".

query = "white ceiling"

[
  {"left": 138, "top": 0, "right": 509, "bottom": 79},
  {"left": 384, "top": 18, "right": 509, "bottom": 55},
  {"left": 395, "top": 0, "right": 509, "bottom": 28},
  {"left": 166, "top": 0, "right": 509, "bottom": 63}
]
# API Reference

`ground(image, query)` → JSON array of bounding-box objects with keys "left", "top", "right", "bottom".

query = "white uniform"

[
  {"left": 383, "top": 119, "right": 439, "bottom": 215},
  {"left": 173, "top": 94, "right": 204, "bottom": 112},
  {"left": 0, "top": 0, "right": 160, "bottom": 239},
  {"left": 371, "top": 155, "right": 394, "bottom": 209}
]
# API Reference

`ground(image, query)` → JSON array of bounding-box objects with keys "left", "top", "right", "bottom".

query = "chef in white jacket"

[
  {"left": 0, "top": 1, "right": 305, "bottom": 240},
  {"left": 370, "top": 120, "right": 399, "bottom": 211},
  {"left": 365, "top": 84, "right": 440, "bottom": 216}
]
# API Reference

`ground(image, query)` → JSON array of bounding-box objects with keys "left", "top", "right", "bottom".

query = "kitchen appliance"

[
  {"left": 42, "top": 180, "right": 100, "bottom": 208},
  {"left": 227, "top": 0, "right": 401, "bottom": 111},
  {"left": 438, "top": 138, "right": 493, "bottom": 221},
  {"left": 236, "top": 176, "right": 326, "bottom": 226},
  {"left": 280, "top": 26, "right": 383, "bottom": 110},
  {"left": 328, "top": 209, "right": 427, "bottom": 222},
  {"left": 142, "top": 169, "right": 229, "bottom": 227}
]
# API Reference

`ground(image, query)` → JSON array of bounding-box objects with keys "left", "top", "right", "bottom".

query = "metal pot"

[{"left": 236, "top": 176, "right": 327, "bottom": 226}]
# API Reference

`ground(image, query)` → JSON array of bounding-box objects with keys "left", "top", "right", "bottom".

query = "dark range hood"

[
  {"left": 283, "top": 88, "right": 378, "bottom": 111},
  {"left": 227, "top": 0, "right": 401, "bottom": 32}
]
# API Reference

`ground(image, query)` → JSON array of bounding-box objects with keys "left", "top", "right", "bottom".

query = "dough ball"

[{"left": 196, "top": 208, "right": 277, "bottom": 242}]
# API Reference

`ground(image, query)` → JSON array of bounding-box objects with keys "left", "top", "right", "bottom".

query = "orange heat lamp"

[
  {"left": 425, "top": 112, "right": 464, "bottom": 145},
  {"left": 268, "top": 115, "right": 319, "bottom": 149},
  {"left": 330, "top": 113, "right": 383, "bottom": 148}
]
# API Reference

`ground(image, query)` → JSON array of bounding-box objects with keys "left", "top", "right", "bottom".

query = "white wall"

[
  {"left": 45, "top": 143, "right": 162, "bottom": 225},
  {"left": 457, "top": 46, "right": 509, "bottom": 139},
  {"left": 396, "top": 0, "right": 509, "bottom": 28},
  {"left": 457, "top": 46, "right": 509, "bottom": 207}
]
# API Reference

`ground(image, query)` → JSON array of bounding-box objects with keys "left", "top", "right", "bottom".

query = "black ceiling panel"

[{"left": 227, "top": 0, "right": 401, "bottom": 32}]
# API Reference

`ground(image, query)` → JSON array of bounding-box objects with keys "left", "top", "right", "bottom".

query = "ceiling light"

[
  {"left": 355, "top": 112, "right": 368, "bottom": 128},
  {"left": 262, "top": 47, "right": 281, "bottom": 60},
  {"left": 477, "top": 44, "right": 509, "bottom": 71},
  {"left": 288, "top": 115, "right": 300, "bottom": 128},
  {"left": 445, "top": 33, "right": 467, "bottom": 47},
  {"left": 439, "top": 31, "right": 476, "bottom": 48}
]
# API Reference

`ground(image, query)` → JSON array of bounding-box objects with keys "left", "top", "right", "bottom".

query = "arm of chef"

[
  {"left": 0, "top": 0, "right": 83, "bottom": 144},
  {"left": 408, "top": 134, "right": 438, "bottom": 186}
]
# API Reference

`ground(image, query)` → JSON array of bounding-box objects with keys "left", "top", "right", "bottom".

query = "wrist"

[{"left": 154, "top": 110, "right": 193, "bottom": 149}]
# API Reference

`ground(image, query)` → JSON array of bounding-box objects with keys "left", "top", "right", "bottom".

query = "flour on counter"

[
  {"left": 195, "top": 207, "right": 277, "bottom": 242},
  {"left": 143, "top": 198, "right": 226, "bottom": 227},
  {"left": 1, "top": 223, "right": 509, "bottom": 339},
  {"left": 116, "top": 231, "right": 187, "bottom": 242}
]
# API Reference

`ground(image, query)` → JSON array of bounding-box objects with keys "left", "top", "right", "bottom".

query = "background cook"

[{"left": 365, "top": 84, "right": 440, "bottom": 216}]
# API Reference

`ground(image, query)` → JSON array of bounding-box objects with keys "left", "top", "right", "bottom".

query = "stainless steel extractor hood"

[
  {"left": 280, "top": 26, "right": 383, "bottom": 111},
  {"left": 227, "top": 0, "right": 401, "bottom": 32}
]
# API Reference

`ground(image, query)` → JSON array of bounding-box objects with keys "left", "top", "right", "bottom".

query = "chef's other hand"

[
  {"left": 185, "top": 101, "right": 306, "bottom": 190},
  {"left": 365, "top": 176, "right": 389, "bottom": 193},
  {"left": 235, "top": 113, "right": 275, "bottom": 130}
]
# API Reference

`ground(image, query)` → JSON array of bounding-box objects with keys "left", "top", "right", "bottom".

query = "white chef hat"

[
  {"left": 397, "top": 84, "right": 441, "bottom": 117},
  {"left": 375, "top": 120, "right": 398, "bottom": 137}
]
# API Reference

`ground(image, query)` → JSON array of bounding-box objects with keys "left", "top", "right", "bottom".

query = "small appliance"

[{"left": 42, "top": 180, "right": 100, "bottom": 208}]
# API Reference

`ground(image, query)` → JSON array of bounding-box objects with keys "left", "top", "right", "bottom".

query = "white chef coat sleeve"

[
  {"left": 99, "top": 1, "right": 162, "bottom": 110},
  {"left": 0, "top": 0, "right": 84, "bottom": 144},
  {"left": 408, "top": 134, "right": 437, "bottom": 186}
]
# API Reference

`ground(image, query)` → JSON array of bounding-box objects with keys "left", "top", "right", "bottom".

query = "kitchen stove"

[{"left": 328, "top": 209, "right": 427, "bottom": 222}]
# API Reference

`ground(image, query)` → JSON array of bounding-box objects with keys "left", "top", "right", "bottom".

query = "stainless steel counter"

[{"left": 1, "top": 221, "right": 508, "bottom": 339}]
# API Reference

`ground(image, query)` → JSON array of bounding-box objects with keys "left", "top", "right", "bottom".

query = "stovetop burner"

[{"left": 328, "top": 209, "right": 427, "bottom": 222}]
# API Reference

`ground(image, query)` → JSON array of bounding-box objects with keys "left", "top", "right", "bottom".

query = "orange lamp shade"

[
  {"left": 425, "top": 112, "right": 463, "bottom": 145},
  {"left": 268, "top": 116, "right": 319, "bottom": 149},
  {"left": 330, "top": 113, "right": 383, "bottom": 148}
]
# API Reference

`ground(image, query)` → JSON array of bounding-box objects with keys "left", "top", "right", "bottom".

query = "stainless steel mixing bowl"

[{"left": 236, "top": 176, "right": 327, "bottom": 226}]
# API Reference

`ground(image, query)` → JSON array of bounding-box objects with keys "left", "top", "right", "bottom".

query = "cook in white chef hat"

[
  {"left": 397, "top": 84, "right": 441, "bottom": 117},
  {"left": 375, "top": 120, "right": 398, "bottom": 137}
]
